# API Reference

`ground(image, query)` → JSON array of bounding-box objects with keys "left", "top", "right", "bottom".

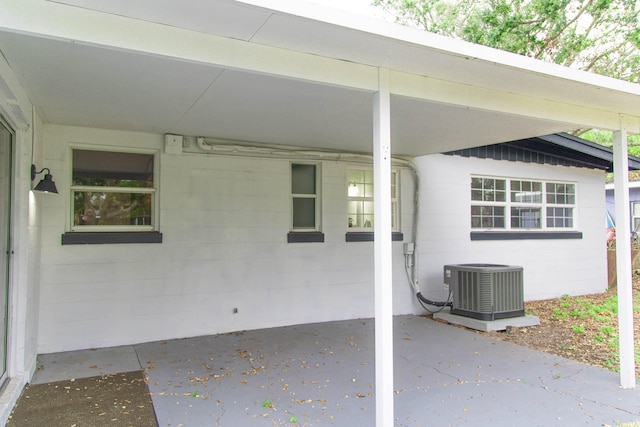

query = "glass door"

[{"left": 0, "top": 118, "right": 13, "bottom": 385}]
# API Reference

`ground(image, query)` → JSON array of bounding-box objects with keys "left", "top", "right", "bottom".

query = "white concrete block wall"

[
  {"left": 413, "top": 153, "right": 608, "bottom": 302},
  {"left": 37, "top": 125, "right": 419, "bottom": 353},
  {"left": 36, "top": 126, "right": 611, "bottom": 353},
  {"left": 0, "top": 59, "right": 43, "bottom": 424},
  {"left": 21, "top": 127, "right": 42, "bottom": 377}
]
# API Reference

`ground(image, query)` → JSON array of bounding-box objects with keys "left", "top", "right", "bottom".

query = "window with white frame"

[
  {"left": 471, "top": 176, "right": 575, "bottom": 230},
  {"left": 71, "top": 149, "right": 156, "bottom": 231},
  {"left": 291, "top": 163, "right": 320, "bottom": 231},
  {"left": 545, "top": 182, "right": 576, "bottom": 228},
  {"left": 347, "top": 169, "right": 398, "bottom": 231},
  {"left": 632, "top": 202, "right": 640, "bottom": 233}
]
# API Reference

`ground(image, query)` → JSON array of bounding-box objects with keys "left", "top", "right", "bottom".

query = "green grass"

[
  {"left": 552, "top": 308, "right": 568, "bottom": 321},
  {"left": 544, "top": 289, "right": 639, "bottom": 376},
  {"left": 552, "top": 295, "right": 619, "bottom": 323},
  {"left": 602, "top": 358, "right": 616, "bottom": 370},
  {"left": 569, "top": 309, "right": 587, "bottom": 318},
  {"left": 600, "top": 325, "right": 615, "bottom": 336},
  {"left": 572, "top": 324, "right": 586, "bottom": 334}
]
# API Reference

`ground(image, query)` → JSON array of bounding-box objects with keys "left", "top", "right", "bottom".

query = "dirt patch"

[
  {"left": 6, "top": 371, "right": 158, "bottom": 427},
  {"left": 483, "top": 278, "right": 640, "bottom": 378}
]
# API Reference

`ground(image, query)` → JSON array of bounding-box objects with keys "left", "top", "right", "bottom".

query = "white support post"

[
  {"left": 373, "top": 67, "right": 394, "bottom": 426},
  {"left": 613, "top": 118, "right": 636, "bottom": 389}
]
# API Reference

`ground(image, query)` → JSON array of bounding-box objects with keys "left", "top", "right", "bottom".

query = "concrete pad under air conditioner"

[{"left": 433, "top": 308, "right": 540, "bottom": 332}]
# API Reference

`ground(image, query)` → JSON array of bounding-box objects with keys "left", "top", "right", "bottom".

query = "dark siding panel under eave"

[{"left": 444, "top": 136, "right": 615, "bottom": 171}]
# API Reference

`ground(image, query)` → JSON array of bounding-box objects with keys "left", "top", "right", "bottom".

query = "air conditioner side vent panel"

[{"left": 444, "top": 264, "right": 524, "bottom": 321}]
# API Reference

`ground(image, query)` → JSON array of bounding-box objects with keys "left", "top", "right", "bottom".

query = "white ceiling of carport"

[{"left": 0, "top": 0, "right": 638, "bottom": 156}]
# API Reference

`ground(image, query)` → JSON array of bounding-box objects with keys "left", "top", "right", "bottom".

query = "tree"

[
  {"left": 580, "top": 129, "right": 640, "bottom": 156},
  {"left": 373, "top": 0, "right": 640, "bottom": 83}
]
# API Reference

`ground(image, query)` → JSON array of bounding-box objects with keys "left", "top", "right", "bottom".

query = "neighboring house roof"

[{"left": 445, "top": 132, "right": 640, "bottom": 172}]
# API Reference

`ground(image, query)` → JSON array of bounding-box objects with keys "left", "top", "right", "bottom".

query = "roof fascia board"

[
  {"left": 540, "top": 133, "right": 614, "bottom": 156},
  {"left": 538, "top": 133, "right": 640, "bottom": 170},
  {"left": 390, "top": 70, "right": 628, "bottom": 132},
  {"left": 5, "top": 0, "right": 640, "bottom": 132},
  {"left": 0, "top": 0, "right": 379, "bottom": 92},
  {"left": 240, "top": 0, "right": 640, "bottom": 97}
]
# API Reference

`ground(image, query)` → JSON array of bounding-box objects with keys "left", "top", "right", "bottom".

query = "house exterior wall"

[
  {"left": 20, "top": 119, "right": 42, "bottom": 375},
  {"left": 605, "top": 184, "right": 640, "bottom": 231},
  {"left": 413, "top": 153, "right": 607, "bottom": 302},
  {"left": 0, "top": 60, "right": 42, "bottom": 423},
  {"left": 37, "top": 124, "right": 420, "bottom": 354}
]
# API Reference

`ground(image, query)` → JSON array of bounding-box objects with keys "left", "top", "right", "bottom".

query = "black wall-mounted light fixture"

[{"left": 31, "top": 164, "right": 58, "bottom": 194}]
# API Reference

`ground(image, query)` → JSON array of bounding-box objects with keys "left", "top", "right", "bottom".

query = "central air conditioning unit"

[{"left": 443, "top": 264, "right": 524, "bottom": 321}]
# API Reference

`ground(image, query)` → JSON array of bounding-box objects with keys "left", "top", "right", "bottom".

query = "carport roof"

[
  {"left": 2, "top": 1, "right": 640, "bottom": 419},
  {"left": 0, "top": 0, "right": 639, "bottom": 156}
]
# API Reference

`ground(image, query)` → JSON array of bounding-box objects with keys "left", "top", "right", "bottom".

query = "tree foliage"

[
  {"left": 373, "top": 0, "right": 640, "bottom": 82},
  {"left": 580, "top": 129, "right": 640, "bottom": 156}
]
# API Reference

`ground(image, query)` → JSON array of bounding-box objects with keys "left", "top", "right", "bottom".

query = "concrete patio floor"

[{"left": 33, "top": 315, "right": 640, "bottom": 426}]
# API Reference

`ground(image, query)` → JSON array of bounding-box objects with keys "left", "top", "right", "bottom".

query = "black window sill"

[
  {"left": 287, "top": 232, "right": 325, "bottom": 243},
  {"left": 346, "top": 232, "right": 404, "bottom": 242},
  {"left": 62, "top": 232, "right": 163, "bottom": 245},
  {"left": 470, "top": 231, "right": 582, "bottom": 241}
]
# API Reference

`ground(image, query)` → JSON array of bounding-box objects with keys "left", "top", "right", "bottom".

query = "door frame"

[{"left": 0, "top": 115, "right": 15, "bottom": 388}]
